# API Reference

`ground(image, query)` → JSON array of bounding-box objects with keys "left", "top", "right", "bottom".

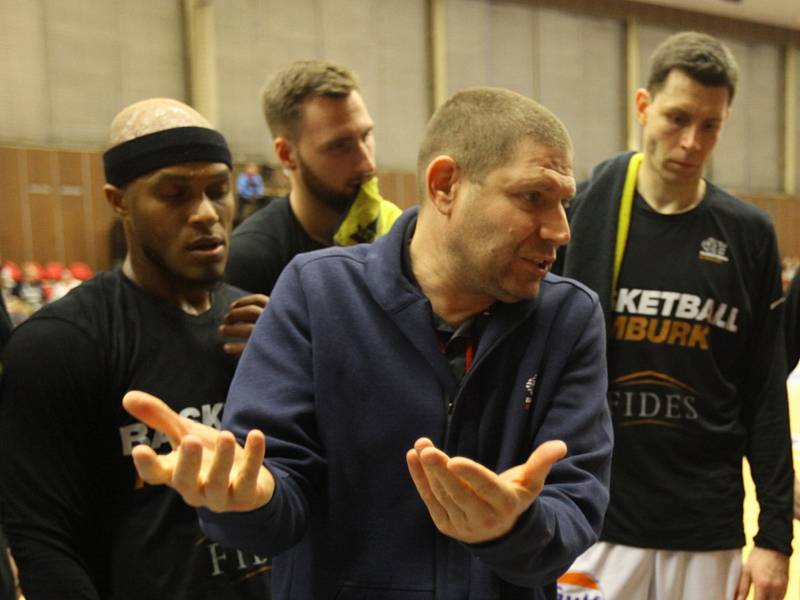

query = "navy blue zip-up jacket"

[{"left": 201, "top": 208, "right": 613, "bottom": 599}]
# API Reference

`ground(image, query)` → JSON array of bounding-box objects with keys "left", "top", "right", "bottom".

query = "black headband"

[{"left": 103, "top": 126, "right": 233, "bottom": 187}]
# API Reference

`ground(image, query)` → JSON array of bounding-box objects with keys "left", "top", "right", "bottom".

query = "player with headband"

[{"left": 0, "top": 98, "right": 272, "bottom": 599}]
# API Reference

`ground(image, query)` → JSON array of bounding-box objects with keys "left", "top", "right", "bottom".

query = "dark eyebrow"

[
  {"left": 322, "top": 136, "right": 355, "bottom": 149},
  {"left": 323, "top": 125, "right": 374, "bottom": 147},
  {"left": 510, "top": 178, "right": 547, "bottom": 188},
  {"left": 510, "top": 173, "right": 572, "bottom": 189}
]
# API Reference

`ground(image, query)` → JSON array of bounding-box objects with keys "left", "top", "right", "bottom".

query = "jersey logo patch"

[
  {"left": 698, "top": 237, "right": 729, "bottom": 263},
  {"left": 609, "top": 371, "right": 700, "bottom": 428},
  {"left": 557, "top": 570, "right": 605, "bottom": 599}
]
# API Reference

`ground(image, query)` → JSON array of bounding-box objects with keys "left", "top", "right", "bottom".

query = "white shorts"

[{"left": 557, "top": 541, "right": 741, "bottom": 600}]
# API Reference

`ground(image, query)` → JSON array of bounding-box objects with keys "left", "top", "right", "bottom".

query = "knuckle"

[{"left": 180, "top": 491, "right": 204, "bottom": 508}]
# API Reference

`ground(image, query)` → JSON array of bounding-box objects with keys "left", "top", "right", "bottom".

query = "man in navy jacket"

[{"left": 125, "top": 87, "right": 613, "bottom": 599}]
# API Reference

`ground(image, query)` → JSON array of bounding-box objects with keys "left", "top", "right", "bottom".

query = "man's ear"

[
  {"left": 274, "top": 137, "right": 297, "bottom": 170},
  {"left": 425, "top": 155, "right": 459, "bottom": 215},
  {"left": 634, "top": 88, "right": 651, "bottom": 126},
  {"left": 104, "top": 184, "right": 128, "bottom": 217}
]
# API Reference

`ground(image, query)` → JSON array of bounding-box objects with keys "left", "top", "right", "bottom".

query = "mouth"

[
  {"left": 347, "top": 180, "right": 367, "bottom": 194},
  {"left": 350, "top": 173, "right": 376, "bottom": 191},
  {"left": 668, "top": 159, "right": 697, "bottom": 171},
  {"left": 186, "top": 236, "right": 226, "bottom": 259},
  {"left": 521, "top": 256, "right": 553, "bottom": 277}
]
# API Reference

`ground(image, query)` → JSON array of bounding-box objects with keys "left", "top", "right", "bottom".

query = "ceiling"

[{"left": 633, "top": 0, "right": 800, "bottom": 30}]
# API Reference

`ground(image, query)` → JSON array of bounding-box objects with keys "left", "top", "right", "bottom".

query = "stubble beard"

[
  {"left": 140, "top": 241, "right": 223, "bottom": 291},
  {"left": 297, "top": 154, "right": 360, "bottom": 213}
]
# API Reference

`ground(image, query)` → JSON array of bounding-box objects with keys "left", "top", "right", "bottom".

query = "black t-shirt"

[
  {"left": 602, "top": 189, "right": 792, "bottom": 553},
  {"left": 0, "top": 271, "right": 271, "bottom": 599},
  {"left": 225, "top": 197, "right": 325, "bottom": 295}
]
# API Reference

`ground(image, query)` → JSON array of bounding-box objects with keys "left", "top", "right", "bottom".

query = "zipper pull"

[
  {"left": 445, "top": 390, "right": 454, "bottom": 415},
  {"left": 524, "top": 374, "right": 537, "bottom": 411}
]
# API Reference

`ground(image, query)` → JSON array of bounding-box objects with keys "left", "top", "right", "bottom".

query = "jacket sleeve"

[
  {"left": 466, "top": 294, "right": 613, "bottom": 585},
  {"left": 200, "top": 260, "right": 321, "bottom": 557},
  {"left": 0, "top": 318, "right": 105, "bottom": 599},
  {"left": 784, "top": 269, "right": 800, "bottom": 374},
  {"left": 743, "top": 228, "right": 794, "bottom": 556}
]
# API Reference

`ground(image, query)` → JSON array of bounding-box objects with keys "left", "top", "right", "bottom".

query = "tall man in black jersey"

[
  {"left": 0, "top": 98, "right": 271, "bottom": 598},
  {"left": 556, "top": 31, "right": 792, "bottom": 600},
  {"left": 224, "top": 59, "right": 400, "bottom": 296}
]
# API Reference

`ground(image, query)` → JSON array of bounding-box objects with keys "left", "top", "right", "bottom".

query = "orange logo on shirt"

[{"left": 557, "top": 571, "right": 604, "bottom": 599}]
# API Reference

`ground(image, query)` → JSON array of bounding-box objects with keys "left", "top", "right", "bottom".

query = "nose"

[
  {"left": 357, "top": 139, "right": 376, "bottom": 177},
  {"left": 680, "top": 125, "right": 702, "bottom": 151},
  {"left": 541, "top": 204, "right": 571, "bottom": 248},
  {"left": 190, "top": 194, "right": 220, "bottom": 227},
  {"left": 540, "top": 175, "right": 573, "bottom": 248}
]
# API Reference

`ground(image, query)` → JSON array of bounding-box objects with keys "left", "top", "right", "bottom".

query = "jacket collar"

[{"left": 364, "top": 207, "right": 541, "bottom": 385}]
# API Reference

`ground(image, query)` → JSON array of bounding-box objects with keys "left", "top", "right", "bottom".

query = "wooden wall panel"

[
  {"left": 88, "top": 152, "right": 115, "bottom": 272},
  {"left": 0, "top": 146, "right": 114, "bottom": 273},
  {"left": 378, "top": 171, "right": 419, "bottom": 210},
  {"left": 25, "top": 148, "right": 60, "bottom": 263},
  {"left": 58, "top": 151, "right": 87, "bottom": 266},
  {"left": 740, "top": 193, "right": 800, "bottom": 260},
  {"left": 0, "top": 148, "right": 24, "bottom": 262},
  {"left": 774, "top": 198, "right": 795, "bottom": 260}
]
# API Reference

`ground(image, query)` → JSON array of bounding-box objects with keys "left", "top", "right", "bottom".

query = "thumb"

[
  {"left": 517, "top": 440, "right": 568, "bottom": 492},
  {"left": 123, "top": 390, "right": 187, "bottom": 447}
]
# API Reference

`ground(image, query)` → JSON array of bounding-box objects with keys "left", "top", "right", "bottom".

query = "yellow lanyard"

[{"left": 612, "top": 153, "right": 644, "bottom": 295}]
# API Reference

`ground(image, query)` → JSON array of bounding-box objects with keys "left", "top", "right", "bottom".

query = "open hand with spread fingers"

[
  {"left": 406, "top": 437, "right": 567, "bottom": 544},
  {"left": 122, "top": 390, "right": 274, "bottom": 513}
]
